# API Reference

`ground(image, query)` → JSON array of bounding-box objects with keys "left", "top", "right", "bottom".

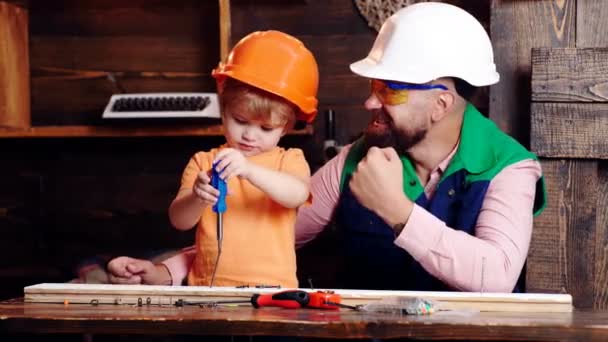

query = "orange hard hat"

[{"left": 212, "top": 30, "right": 319, "bottom": 124}]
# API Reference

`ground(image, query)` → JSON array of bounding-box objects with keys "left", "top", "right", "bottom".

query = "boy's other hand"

[{"left": 214, "top": 148, "right": 251, "bottom": 180}]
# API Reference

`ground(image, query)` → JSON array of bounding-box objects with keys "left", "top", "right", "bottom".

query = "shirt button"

[
  {"left": 409, "top": 180, "right": 416, "bottom": 186},
  {"left": 448, "top": 189, "right": 456, "bottom": 197}
]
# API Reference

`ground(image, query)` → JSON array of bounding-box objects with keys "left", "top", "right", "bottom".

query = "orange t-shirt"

[{"left": 180, "top": 145, "right": 310, "bottom": 287}]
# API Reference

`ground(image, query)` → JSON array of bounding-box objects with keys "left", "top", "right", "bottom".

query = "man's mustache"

[{"left": 370, "top": 109, "right": 391, "bottom": 125}]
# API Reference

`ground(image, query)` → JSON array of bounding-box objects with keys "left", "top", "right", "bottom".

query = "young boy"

[{"left": 107, "top": 30, "right": 318, "bottom": 288}]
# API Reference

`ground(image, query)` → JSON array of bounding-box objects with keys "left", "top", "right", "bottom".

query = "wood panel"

[
  {"left": 490, "top": 0, "right": 575, "bottom": 144},
  {"left": 530, "top": 40, "right": 608, "bottom": 309},
  {"left": 531, "top": 48, "right": 608, "bottom": 102},
  {"left": 0, "top": 1, "right": 30, "bottom": 129},
  {"left": 530, "top": 102, "right": 608, "bottom": 159},
  {"left": 28, "top": 0, "right": 218, "bottom": 37},
  {"left": 528, "top": 159, "right": 597, "bottom": 308},
  {"left": 576, "top": 0, "right": 608, "bottom": 47},
  {"left": 595, "top": 162, "right": 608, "bottom": 310}
]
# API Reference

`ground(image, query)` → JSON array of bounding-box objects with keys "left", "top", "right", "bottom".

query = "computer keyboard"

[{"left": 102, "top": 93, "right": 220, "bottom": 119}]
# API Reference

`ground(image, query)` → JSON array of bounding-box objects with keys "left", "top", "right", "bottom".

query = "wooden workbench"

[{"left": 1, "top": 298, "right": 607, "bottom": 340}]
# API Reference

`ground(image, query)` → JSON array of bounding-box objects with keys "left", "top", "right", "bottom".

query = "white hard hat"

[{"left": 350, "top": 2, "right": 499, "bottom": 87}]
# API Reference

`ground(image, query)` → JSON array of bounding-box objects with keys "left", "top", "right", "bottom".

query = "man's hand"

[
  {"left": 107, "top": 256, "right": 172, "bottom": 285},
  {"left": 349, "top": 147, "right": 413, "bottom": 227}
]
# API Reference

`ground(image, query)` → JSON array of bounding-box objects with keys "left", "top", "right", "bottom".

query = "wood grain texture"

[
  {"left": 595, "top": 162, "right": 608, "bottom": 310},
  {"left": 2, "top": 299, "right": 606, "bottom": 340},
  {"left": 0, "top": 1, "right": 30, "bottom": 129},
  {"left": 576, "top": 0, "right": 608, "bottom": 47},
  {"left": 527, "top": 159, "right": 598, "bottom": 309},
  {"left": 490, "top": 0, "right": 575, "bottom": 144},
  {"left": 532, "top": 48, "right": 608, "bottom": 102},
  {"left": 528, "top": 160, "right": 568, "bottom": 294},
  {"left": 28, "top": 0, "right": 218, "bottom": 37},
  {"left": 530, "top": 102, "right": 608, "bottom": 159}
]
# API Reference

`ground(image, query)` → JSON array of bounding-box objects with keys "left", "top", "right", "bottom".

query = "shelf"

[
  {"left": 0, "top": 0, "right": 238, "bottom": 138},
  {"left": 0, "top": 124, "right": 313, "bottom": 138}
]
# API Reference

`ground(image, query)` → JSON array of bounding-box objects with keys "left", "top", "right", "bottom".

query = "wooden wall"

[
  {"left": 529, "top": 46, "right": 608, "bottom": 310},
  {"left": 492, "top": 0, "right": 608, "bottom": 309}
]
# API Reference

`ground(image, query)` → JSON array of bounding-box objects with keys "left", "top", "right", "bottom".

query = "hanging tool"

[{"left": 209, "top": 162, "right": 227, "bottom": 287}]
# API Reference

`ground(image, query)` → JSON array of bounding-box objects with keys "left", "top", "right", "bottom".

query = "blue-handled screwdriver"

[{"left": 210, "top": 162, "right": 227, "bottom": 287}]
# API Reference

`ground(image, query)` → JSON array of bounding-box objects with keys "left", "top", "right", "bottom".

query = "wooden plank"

[
  {"left": 30, "top": 36, "right": 218, "bottom": 73},
  {"left": 6, "top": 300, "right": 608, "bottom": 340},
  {"left": 24, "top": 283, "right": 573, "bottom": 313},
  {"left": 595, "top": 161, "right": 608, "bottom": 310},
  {"left": 576, "top": 0, "right": 608, "bottom": 47},
  {"left": 527, "top": 159, "right": 597, "bottom": 309},
  {"left": 0, "top": 1, "right": 30, "bottom": 129},
  {"left": 531, "top": 48, "right": 608, "bottom": 102},
  {"left": 28, "top": 0, "right": 218, "bottom": 37},
  {"left": 0, "top": 124, "right": 313, "bottom": 138},
  {"left": 490, "top": 0, "right": 575, "bottom": 143},
  {"left": 527, "top": 160, "right": 568, "bottom": 294},
  {"left": 530, "top": 102, "right": 608, "bottom": 159}
]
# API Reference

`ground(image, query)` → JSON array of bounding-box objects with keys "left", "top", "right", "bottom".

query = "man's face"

[{"left": 362, "top": 87, "right": 432, "bottom": 154}]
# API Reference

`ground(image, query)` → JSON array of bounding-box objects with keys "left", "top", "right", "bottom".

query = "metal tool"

[
  {"left": 209, "top": 162, "right": 227, "bottom": 287},
  {"left": 175, "top": 290, "right": 309, "bottom": 309},
  {"left": 324, "top": 300, "right": 363, "bottom": 311},
  {"left": 174, "top": 290, "right": 343, "bottom": 310}
]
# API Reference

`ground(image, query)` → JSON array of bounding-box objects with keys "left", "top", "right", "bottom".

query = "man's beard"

[{"left": 363, "top": 109, "right": 427, "bottom": 155}]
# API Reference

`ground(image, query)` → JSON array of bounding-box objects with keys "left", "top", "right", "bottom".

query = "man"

[{"left": 107, "top": 2, "right": 545, "bottom": 292}]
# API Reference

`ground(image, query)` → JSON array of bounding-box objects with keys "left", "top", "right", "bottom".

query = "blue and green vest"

[{"left": 335, "top": 103, "right": 546, "bottom": 291}]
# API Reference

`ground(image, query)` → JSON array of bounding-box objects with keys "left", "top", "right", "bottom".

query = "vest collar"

[{"left": 451, "top": 103, "right": 497, "bottom": 175}]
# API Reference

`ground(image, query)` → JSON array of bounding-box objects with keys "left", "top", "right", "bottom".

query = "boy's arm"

[
  {"left": 169, "top": 154, "right": 215, "bottom": 230},
  {"left": 246, "top": 149, "right": 311, "bottom": 208},
  {"left": 246, "top": 166, "right": 309, "bottom": 208},
  {"left": 169, "top": 189, "right": 206, "bottom": 230}
]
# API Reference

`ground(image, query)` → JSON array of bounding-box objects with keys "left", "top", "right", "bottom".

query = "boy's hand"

[
  {"left": 193, "top": 170, "right": 220, "bottom": 205},
  {"left": 107, "top": 256, "right": 171, "bottom": 285},
  {"left": 214, "top": 148, "right": 252, "bottom": 180}
]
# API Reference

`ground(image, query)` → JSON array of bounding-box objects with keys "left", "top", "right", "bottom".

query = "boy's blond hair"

[{"left": 219, "top": 78, "right": 298, "bottom": 131}]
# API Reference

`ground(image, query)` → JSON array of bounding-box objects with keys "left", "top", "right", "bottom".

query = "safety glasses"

[{"left": 370, "top": 79, "right": 448, "bottom": 105}]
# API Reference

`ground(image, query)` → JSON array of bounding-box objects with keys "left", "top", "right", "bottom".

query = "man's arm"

[
  {"left": 295, "top": 145, "right": 350, "bottom": 248},
  {"left": 161, "top": 246, "right": 196, "bottom": 285},
  {"left": 394, "top": 159, "right": 541, "bottom": 292}
]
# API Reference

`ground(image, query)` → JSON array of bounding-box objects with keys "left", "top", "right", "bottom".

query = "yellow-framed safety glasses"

[{"left": 370, "top": 79, "right": 448, "bottom": 106}]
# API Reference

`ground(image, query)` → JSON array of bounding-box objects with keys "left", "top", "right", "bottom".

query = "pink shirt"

[{"left": 163, "top": 144, "right": 542, "bottom": 292}]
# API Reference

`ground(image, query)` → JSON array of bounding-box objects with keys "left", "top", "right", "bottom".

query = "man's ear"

[{"left": 431, "top": 91, "right": 455, "bottom": 122}]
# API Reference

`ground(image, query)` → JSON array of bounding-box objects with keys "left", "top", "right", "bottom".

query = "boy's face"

[{"left": 222, "top": 110, "right": 286, "bottom": 157}]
